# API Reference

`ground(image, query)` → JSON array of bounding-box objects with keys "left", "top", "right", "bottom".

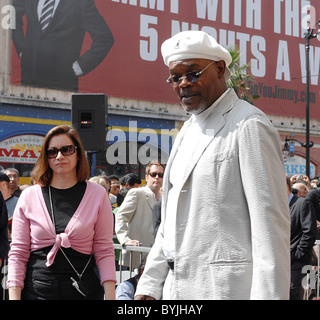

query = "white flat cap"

[{"left": 161, "top": 30, "right": 232, "bottom": 80}]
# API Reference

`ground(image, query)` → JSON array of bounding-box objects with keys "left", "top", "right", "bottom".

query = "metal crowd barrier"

[
  {"left": 305, "top": 240, "right": 320, "bottom": 300},
  {"left": 113, "top": 243, "right": 151, "bottom": 283},
  {"left": 2, "top": 242, "right": 320, "bottom": 300},
  {"left": 1, "top": 258, "right": 7, "bottom": 300}
]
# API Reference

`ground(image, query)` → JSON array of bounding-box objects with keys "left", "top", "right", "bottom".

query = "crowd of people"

[
  {"left": 0, "top": 139, "right": 164, "bottom": 300},
  {"left": 0, "top": 30, "right": 320, "bottom": 300},
  {"left": 287, "top": 174, "right": 320, "bottom": 299},
  {"left": 1, "top": 147, "right": 320, "bottom": 301}
]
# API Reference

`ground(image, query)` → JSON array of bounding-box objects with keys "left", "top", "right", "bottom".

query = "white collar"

[{"left": 194, "top": 88, "right": 230, "bottom": 129}]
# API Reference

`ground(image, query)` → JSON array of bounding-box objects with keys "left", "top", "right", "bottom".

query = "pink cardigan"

[{"left": 7, "top": 181, "right": 116, "bottom": 288}]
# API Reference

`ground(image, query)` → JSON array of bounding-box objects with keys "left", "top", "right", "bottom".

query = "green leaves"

[{"left": 226, "top": 47, "right": 259, "bottom": 105}]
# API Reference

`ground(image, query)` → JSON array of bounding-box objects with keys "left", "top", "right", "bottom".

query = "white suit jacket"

[
  {"left": 135, "top": 89, "right": 290, "bottom": 300},
  {"left": 115, "top": 186, "right": 155, "bottom": 268}
]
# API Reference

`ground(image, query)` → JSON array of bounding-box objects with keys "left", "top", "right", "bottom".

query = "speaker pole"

[{"left": 86, "top": 151, "right": 97, "bottom": 177}]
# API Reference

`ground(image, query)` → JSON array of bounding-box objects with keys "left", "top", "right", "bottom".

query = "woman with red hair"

[{"left": 7, "top": 125, "right": 116, "bottom": 300}]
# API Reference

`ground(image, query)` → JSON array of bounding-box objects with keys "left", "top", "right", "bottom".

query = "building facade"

[{"left": 0, "top": 0, "right": 320, "bottom": 183}]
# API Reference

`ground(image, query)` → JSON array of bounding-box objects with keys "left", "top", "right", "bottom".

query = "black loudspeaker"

[{"left": 71, "top": 94, "right": 108, "bottom": 151}]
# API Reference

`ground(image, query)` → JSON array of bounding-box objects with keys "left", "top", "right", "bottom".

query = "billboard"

[
  {"left": 10, "top": 0, "right": 320, "bottom": 119},
  {"left": 0, "top": 134, "right": 44, "bottom": 164}
]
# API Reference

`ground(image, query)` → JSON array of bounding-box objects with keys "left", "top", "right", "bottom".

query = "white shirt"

[
  {"left": 288, "top": 193, "right": 294, "bottom": 204},
  {"left": 163, "top": 89, "right": 230, "bottom": 260}
]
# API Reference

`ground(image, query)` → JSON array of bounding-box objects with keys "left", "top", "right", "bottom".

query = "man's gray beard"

[{"left": 182, "top": 102, "right": 207, "bottom": 115}]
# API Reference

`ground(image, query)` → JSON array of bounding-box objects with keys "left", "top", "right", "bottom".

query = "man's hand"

[{"left": 124, "top": 239, "right": 141, "bottom": 246}]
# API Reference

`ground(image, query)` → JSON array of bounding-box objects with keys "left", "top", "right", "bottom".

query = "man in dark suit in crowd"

[
  {"left": 12, "top": 0, "right": 114, "bottom": 91},
  {"left": 0, "top": 191, "right": 8, "bottom": 269},
  {"left": 306, "top": 180, "right": 320, "bottom": 218},
  {"left": 306, "top": 183, "right": 320, "bottom": 239},
  {"left": 0, "top": 191, "right": 9, "bottom": 300},
  {"left": 287, "top": 176, "right": 317, "bottom": 300}
]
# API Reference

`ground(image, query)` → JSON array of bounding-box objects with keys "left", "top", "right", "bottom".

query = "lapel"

[
  {"left": 144, "top": 186, "right": 155, "bottom": 210},
  {"left": 289, "top": 195, "right": 299, "bottom": 209},
  {"left": 161, "top": 118, "right": 192, "bottom": 211},
  {"left": 32, "top": 0, "right": 41, "bottom": 29},
  {"left": 164, "top": 118, "right": 192, "bottom": 177},
  {"left": 51, "top": 0, "right": 75, "bottom": 22},
  {"left": 178, "top": 89, "right": 236, "bottom": 189},
  {"left": 162, "top": 89, "right": 237, "bottom": 218}
]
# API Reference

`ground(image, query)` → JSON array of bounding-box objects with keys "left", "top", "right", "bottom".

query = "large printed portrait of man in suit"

[{"left": 12, "top": 0, "right": 114, "bottom": 91}]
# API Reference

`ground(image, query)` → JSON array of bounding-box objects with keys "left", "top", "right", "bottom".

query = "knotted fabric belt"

[{"left": 46, "top": 233, "right": 71, "bottom": 267}]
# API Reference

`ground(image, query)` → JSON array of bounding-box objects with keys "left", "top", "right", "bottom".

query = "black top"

[
  {"left": 26, "top": 182, "right": 96, "bottom": 281},
  {"left": 42, "top": 182, "right": 86, "bottom": 233}
]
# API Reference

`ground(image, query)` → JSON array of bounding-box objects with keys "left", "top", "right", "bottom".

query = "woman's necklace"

[{"left": 48, "top": 185, "right": 92, "bottom": 297}]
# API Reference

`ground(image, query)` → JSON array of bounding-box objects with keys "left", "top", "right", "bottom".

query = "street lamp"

[
  {"left": 283, "top": 136, "right": 314, "bottom": 156},
  {"left": 283, "top": 135, "right": 314, "bottom": 176},
  {"left": 304, "top": 19, "right": 320, "bottom": 178}
]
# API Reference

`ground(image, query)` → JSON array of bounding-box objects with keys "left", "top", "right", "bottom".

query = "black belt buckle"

[{"left": 167, "top": 259, "right": 174, "bottom": 270}]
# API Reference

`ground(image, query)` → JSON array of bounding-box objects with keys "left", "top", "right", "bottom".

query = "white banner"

[
  {"left": 283, "top": 154, "right": 316, "bottom": 178},
  {"left": 0, "top": 134, "right": 44, "bottom": 164}
]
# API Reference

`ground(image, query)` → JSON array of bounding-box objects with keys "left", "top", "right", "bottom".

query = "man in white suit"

[
  {"left": 115, "top": 161, "right": 164, "bottom": 268},
  {"left": 135, "top": 31, "right": 290, "bottom": 300}
]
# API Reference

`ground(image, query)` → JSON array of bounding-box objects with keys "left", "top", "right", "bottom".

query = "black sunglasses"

[
  {"left": 149, "top": 172, "right": 164, "bottom": 178},
  {"left": 46, "top": 145, "right": 77, "bottom": 159},
  {"left": 166, "top": 62, "right": 215, "bottom": 86}
]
